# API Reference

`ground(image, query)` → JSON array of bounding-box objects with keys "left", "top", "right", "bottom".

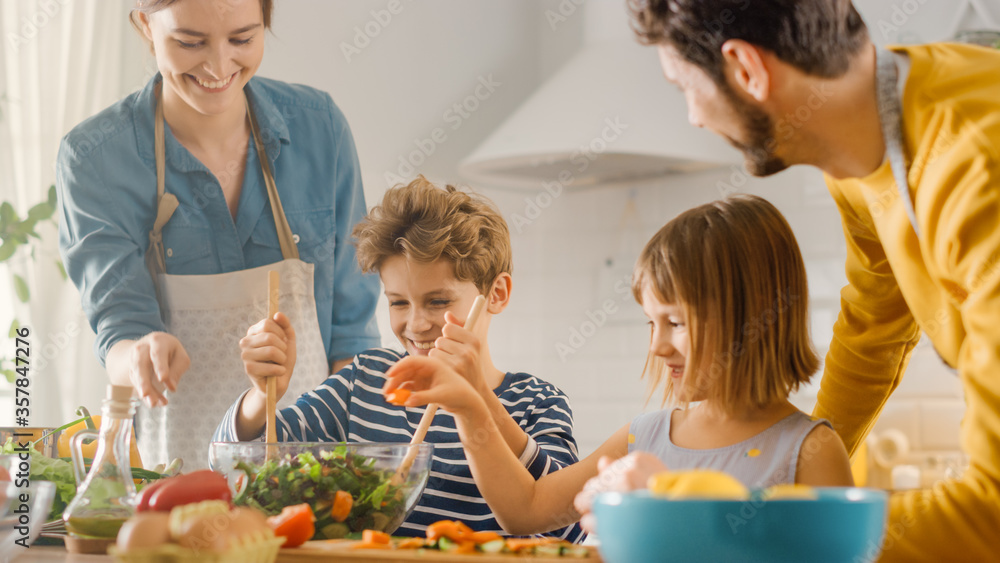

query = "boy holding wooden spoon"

[{"left": 214, "top": 176, "right": 584, "bottom": 541}]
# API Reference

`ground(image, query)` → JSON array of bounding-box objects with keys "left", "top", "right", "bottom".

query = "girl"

[
  {"left": 384, "top": 194, "right": 853, "bottom": 535},
  {"left": 56, "top": 0, "right": 379, "bottom": 469}
]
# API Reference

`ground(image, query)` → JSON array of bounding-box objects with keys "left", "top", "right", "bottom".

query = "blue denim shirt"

[{"left": 56, "top": 74, "right": 380, "bottom": 366}]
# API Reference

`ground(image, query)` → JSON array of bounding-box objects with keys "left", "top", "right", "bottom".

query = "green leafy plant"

[{"left": 0, "top": 184, "right": 64, "bottom": 382}]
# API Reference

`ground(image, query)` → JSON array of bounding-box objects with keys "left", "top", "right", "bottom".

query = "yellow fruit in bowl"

[
  {"left": 647, "top": 469, "right": 749, "bottom": 500},
  {"left": 761, "top": 483, "right": 818, "bottom": 500}
]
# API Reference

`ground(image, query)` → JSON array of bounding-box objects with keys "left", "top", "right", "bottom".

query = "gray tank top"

[{"left": 628, "top": 409, "right": 831, "bottom": 488}]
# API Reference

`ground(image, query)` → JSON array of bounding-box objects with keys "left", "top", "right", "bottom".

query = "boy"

[{"left": 213, "top": 176, "right": 584, "bottom": 541}]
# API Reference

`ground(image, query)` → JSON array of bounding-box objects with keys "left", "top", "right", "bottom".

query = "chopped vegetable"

[
  {"left": 384, "top": 388, "right": 411, "bottom": 406},
  {"left": 266, "top": 503, "right": 315, "bottom": 548},
  {"left": 330, "top": 489, "right": 353, "bottom": 522},
  {"left": 144, "top": 470, "right": 231, "bottom": 512},
  {"left": 352, "top": 520, "right": 590, "bottom": 557},
  {"left": 232, "top": 447, "right": 411, "bottom": 540}
]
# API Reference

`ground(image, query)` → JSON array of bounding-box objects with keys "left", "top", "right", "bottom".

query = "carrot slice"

[
  {"left": 506, "top": 537, "right": 547, "bottom": 552},
  {"left": 330, "top": 490, "right": 353, "bottom": 522},
  {"left": 385, "top": 388, "right": 411, "bottom": 406},
  {"left": 470, "top": 530, "right": 502, "bottom": 544},
  {"left": 362, "top": 529, "right": 391, "bottom": 545},
  {"left": 397, "top": 538, "right": 426, "bottom": 549}
]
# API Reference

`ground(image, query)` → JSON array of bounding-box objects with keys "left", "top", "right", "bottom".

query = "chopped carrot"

[
  {"left": 330, "top": 490, "right": 353, "bottom": 522},
  {"left": 385, "top": 388, "right": 411, "bottom": 406},
  {"left": 426, "top": 520, "right": 457, "bottom": 542},
  {"left": 455, "top": 541, "right": 478, "bottom": 554},
  {"left": 351, "top": 542, "right": 391, "bottom": 550},
  {"left": 397, "top": 538, "right": 426, "bottom": 549},
  {"left": 470, "top": 531, "right": 502, "bottom": 544},
  {"left": 362, "top": 529, "right": 391, "bottom": 544},
  {"left": 506, "top": 537, "right": 548, "bottom": 552}
]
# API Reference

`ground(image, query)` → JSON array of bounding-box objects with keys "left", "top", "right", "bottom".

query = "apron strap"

[
  {"left": 147, "top": 88, "right": 180, "bottom": 282},
  {"left": 874, "top": 47, "right": 921, "bottom": 239},
  {"left": 246, "top": 94, "right": 299, "bottom": 260},
  {"left": 147, "top": 82, "right": 300, "bottom": 284}
]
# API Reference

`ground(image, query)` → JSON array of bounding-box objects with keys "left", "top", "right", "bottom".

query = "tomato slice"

[{"left": 266, "top": 503, "right": 315, "bottom": 548}]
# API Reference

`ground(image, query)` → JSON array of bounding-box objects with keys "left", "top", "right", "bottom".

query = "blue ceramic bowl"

[{"left": 592, "top": 487, "right": 888, "bottom": 563}]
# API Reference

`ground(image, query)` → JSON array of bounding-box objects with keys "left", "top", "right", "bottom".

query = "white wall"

[{"left": 8, "top": 1, "right": 992, "bottom": 486}]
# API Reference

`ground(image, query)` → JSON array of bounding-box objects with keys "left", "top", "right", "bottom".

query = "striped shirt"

[{"left": 214, "top": 348, "right": 585, "bottom": 542}]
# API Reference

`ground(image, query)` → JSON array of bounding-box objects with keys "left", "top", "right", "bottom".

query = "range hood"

[{"left": 459, "top": 1, "right": 741, "bottom": 191}]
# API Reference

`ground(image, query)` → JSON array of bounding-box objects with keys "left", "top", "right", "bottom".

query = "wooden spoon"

[
  {"left": 266, "top": 270, "right": 280, "bottom": 460},
  {"left": 392, "top": 295, "right": 487, "bottom": 484}
]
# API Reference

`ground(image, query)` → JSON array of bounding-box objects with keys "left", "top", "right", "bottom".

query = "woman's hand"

[
  {"left": 383, "top": 355, "right": 485, "bottom": 418},
  {"left": 429, "top": 310, "right": 487, "bottom": 394},
  {"left": 129, "top": 332, "right": 190, "bottom": 408},
  {"left": 574, "top": 452, "right": 668, "bottom": 534},
  {"left": 240, "top": 312, "right": 296, "bottom": 402}
]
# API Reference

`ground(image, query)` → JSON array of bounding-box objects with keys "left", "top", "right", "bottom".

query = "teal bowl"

[{"left": 592, "top": 487, "right": 888, "bottom": 563}]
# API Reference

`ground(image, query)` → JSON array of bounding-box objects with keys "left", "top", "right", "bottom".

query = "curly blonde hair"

[{"left": 352, "top": 176, "right": 512, "bottom": 295}]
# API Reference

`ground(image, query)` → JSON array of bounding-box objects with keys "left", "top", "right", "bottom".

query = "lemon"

[
  {"left": 761, "top": 483, "right": 818, "bottom": 500},
  {"left": 647, "top": 469, "right": 749, "bottom": 500}
]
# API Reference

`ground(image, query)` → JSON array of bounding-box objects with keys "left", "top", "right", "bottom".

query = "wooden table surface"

[{"left": 21, "top": 542, "right": 603, "bottom": 562}]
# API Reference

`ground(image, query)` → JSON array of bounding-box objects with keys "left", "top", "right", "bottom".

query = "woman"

[{"left": 56, "top": 0, "right": 380, "bottom": 469}]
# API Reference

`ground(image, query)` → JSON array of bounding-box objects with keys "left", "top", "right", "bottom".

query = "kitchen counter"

[
  {"left": 21, "top": 543, "right": 603, "bottom": 562},
  {"left": 14, "top": 546, "right": 109, "bottom": 562}
]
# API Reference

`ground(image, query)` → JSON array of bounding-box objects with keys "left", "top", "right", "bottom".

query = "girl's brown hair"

[
  {"left": 352, "top": 176, "right": 512, "bottom": 296},
  {"left": 130, "top": 0, "right": 273, "bottom": 34},
  {"left": 632, "top": 194, "right": 818, "bottom": 412}
]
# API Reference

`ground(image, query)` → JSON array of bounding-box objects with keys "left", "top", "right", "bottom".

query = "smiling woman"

[{"left": 55, "top": 0, "right": 380, "bottom": 470}]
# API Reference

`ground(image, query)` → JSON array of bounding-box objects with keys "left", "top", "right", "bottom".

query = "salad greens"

[
  {"left": 232, "top": 446, "right": 411, "bottom": 539},
  {"left": 2, "top": 437, "right": 165, "bottom": 521},
  {"left": 3, "top": 437, "right": 76, "bottom": 520}
]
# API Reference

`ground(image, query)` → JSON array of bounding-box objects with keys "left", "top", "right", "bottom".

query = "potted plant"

[{"left": 0, "top": 184, "right": 63, "bottom": 382}]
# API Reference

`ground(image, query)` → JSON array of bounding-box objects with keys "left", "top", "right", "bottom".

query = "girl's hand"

[
  {"left": 240, "top": 312, "right": 296, "bottom": 401},
  {"left": 429, "top": 310, "right": 487, "bottom": 393},
  {"left": 574, "top": 452, "right": 669, "bottom": 534},
  {"left": 130, "top": 332, "right": 191, "bottom": 408},
  {"left": 383, "top": 355, "right": 484, "bottom": 417}
]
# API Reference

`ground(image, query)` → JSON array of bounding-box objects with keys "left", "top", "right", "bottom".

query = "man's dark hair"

[{"left": 628, "top": 0, "right": 869, "bottom": 84}]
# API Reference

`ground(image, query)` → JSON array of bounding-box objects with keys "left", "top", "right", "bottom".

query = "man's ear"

[
  {"left": 486, "top": 273, "right": 512, "bottom": 315},
  {"left": 720, "top": 39, "right": 770, "bottom": 102}
]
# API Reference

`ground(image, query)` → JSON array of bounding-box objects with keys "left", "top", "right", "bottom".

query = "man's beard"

[{"left": 721, "top": 88, "right": 788, "bottom": 177}]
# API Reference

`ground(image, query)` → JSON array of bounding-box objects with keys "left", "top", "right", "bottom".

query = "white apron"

[{"left": 136, "top": 88, "right": 330, "bottom": 470}]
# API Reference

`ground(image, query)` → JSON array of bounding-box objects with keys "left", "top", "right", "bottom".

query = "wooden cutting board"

[{"left": 276, "top": 540, "right": 603, "bottom": 562}]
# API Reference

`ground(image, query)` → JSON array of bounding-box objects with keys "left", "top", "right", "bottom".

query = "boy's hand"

[
  {"left": 240, "top": 312, "right": 296, "bottom": 401},
  {"left": 383, "top": 355, "right": 485, "bottom": 418},
  {"left": 574, "top": 452, "right": 668, "bottom": 534},
  {"left": 429, "top": 310, "right": 487, "bottom": 393}
]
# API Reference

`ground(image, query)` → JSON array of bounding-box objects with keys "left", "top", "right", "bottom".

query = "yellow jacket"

[{"left": 817, "top": 43, "right": 1000, "bottom": 562}]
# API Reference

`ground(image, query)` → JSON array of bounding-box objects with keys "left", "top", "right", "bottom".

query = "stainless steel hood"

[{"left": 459, "top": 1, "right": 741, "bottom": 190}]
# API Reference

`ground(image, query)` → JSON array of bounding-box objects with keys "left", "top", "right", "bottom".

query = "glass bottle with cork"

[{"left": 63, "top": 384, "right": 138, "bottom": 539}]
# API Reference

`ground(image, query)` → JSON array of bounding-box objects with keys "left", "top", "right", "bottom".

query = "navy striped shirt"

[{"left": 214, "top": 348, "right": 585, "bottom": 542}]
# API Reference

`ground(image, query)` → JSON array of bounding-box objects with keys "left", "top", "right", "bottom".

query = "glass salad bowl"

[{"left": 209, "top": 442, "right": 433, "bottom": 540}]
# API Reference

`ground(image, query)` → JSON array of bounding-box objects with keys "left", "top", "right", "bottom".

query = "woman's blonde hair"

[
  {"left": 353, "top": 176, "right": 512, "bottom": 295},
  {"left": 632, "top": 194, "right": 818, "bottom": 412}
]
